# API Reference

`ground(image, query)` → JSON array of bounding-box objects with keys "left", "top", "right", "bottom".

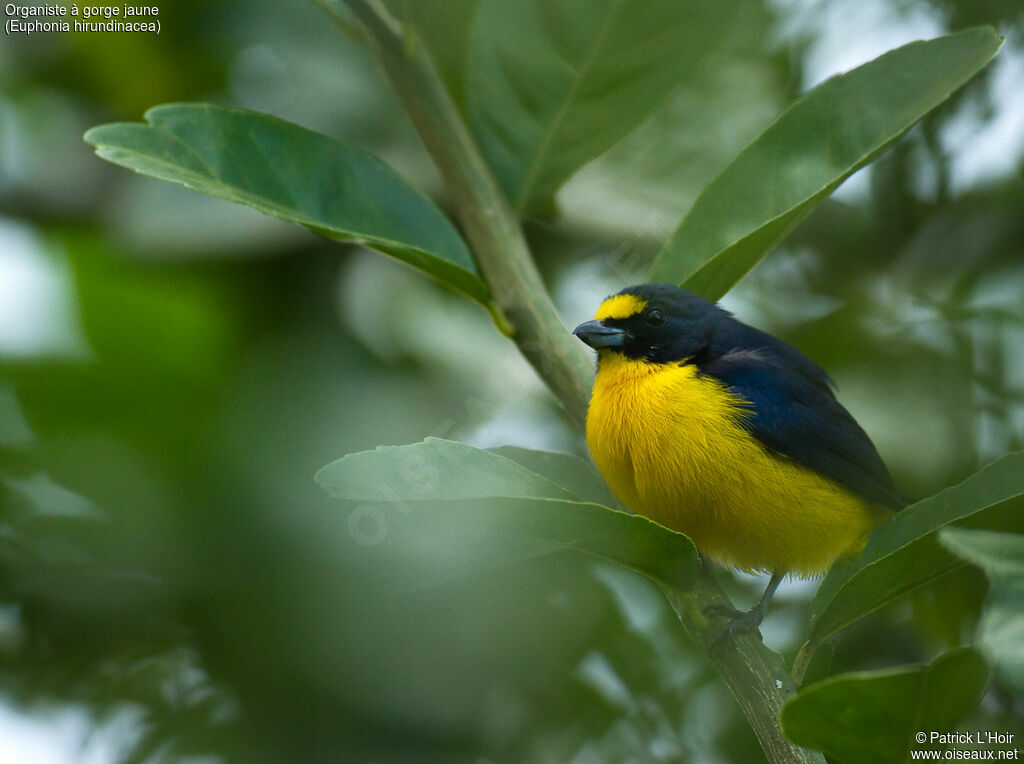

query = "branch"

[
  {"left": 316, "top": 2, "right": 823, "bottom": 761},
  {"left": 664, "top": 565, "right": 824, "bottom": 764},
  {"left": 318, "top": 0, "right": 593, "bottom": 428}
]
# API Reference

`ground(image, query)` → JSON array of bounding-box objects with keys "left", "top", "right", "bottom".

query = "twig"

[
  {"left": 322, "top": 0, "right": 593, "bottom": 429},
  {"left": 664, "top": 564, "right": 824, "bottom": 764}
]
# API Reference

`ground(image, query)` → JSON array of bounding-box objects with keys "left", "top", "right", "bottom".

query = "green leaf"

[
  {"left": 940, "top": 527, "right": 1024, "bottom": 696},
  {"left": 466, "top": 0, "right": 739, "bottom": 213},
  {"left": 457, "top": 496, "right": 698, "bottom": 590},
  {"left": 782, "top": 648, "right": 988, "bottom": 764},
  {"left": 807, "top": 451, "right": 1024, "bottom": 648},
  {"left": 317, "top": 439, "right": 699, "bottom": 590},
  {"left": 487, "top": 445, "right": 619, "bottom": 507},
  {"left": 649, "top": 27, "right": 1003, "bottom": 300},
  {"left": 316, "top": 437, "right": 576, "bottom": 503},
  {"left": 84, "top": 103, "right": 488, "bottom": 302}
]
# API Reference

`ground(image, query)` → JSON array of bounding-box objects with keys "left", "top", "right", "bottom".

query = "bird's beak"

[{"left": 573, "top": 320, "right": 629, "bottom": 349}]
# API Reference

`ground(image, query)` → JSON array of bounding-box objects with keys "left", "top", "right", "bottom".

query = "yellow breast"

[{"left": 585, "top": 352, "right": 884, "bottom": 576}]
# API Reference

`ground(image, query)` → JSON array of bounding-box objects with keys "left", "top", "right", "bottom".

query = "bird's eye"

[{"left": 643, "top": 307, "right": 666, "bottom": 327}]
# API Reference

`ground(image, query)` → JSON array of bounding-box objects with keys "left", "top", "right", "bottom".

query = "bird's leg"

[{"left": 706, "top": 571, "right": 785, "bottom": 649}]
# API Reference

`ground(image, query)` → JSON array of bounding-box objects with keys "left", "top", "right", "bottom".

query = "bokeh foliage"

[{"left": 2, "top": 0, "right": 1024, "bottom": 761}]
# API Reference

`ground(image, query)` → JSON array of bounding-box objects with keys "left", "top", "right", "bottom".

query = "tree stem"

[
  {"left": 323, "top": 0, "right": 593, "bottom": 429},
  {"left": 318, "top": 1, "right": 822, "bottom": 761},
  {"left": 664, "top": 564, "right": 824, "bottom": 764}
]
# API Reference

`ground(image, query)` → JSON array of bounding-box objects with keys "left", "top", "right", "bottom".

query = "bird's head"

[{"left": 573, "top": 283, "right": 730, "bottom": 364}]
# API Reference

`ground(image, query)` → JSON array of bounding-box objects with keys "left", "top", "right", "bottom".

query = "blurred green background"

[{"left": 1, "top": 0, "right": 1023, "bottom": 761}]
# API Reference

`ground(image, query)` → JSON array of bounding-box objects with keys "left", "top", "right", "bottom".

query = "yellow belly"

[{"left": 585, "top": 353, "right": 885, "bottom": 576}]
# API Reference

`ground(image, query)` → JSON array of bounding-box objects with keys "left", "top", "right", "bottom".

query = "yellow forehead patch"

[{"left": 595, "top": 294, "right": 647, "bottom": 321}]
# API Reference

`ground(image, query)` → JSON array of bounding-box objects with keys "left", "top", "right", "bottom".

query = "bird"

[{"left": 572, "top": 283, "right": 907, "bottom": 636}]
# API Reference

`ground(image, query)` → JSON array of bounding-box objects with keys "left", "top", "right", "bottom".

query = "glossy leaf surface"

[
  {"left": 782, "top": 649, "right": 988, "bottom": 763},
  {"left": 649, "top": 27, "right": 1002, "bottom": 300},
  {"left": 85, "top": 104, "right": 487, "bottom": 301}
]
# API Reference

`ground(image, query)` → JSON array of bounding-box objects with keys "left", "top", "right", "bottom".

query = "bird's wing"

[{"left": 700, "top": 349, "right": 908, "bottom": 510}]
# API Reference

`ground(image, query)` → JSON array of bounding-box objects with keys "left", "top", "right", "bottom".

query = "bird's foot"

[
  {"left": 704, "top": 602, "right": 768, "bottom": 651},
  {"left": 704, "top": 571, "right": 784, "bottom": 651}
]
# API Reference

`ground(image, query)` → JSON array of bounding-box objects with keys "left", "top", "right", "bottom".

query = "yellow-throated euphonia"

[{"left": 573, "top": 283, "right": 907, "bottom": 630}]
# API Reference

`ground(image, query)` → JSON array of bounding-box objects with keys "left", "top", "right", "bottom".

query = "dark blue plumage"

[{"left": 602, "top": 284, "right": 907, "bottom": 511}]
